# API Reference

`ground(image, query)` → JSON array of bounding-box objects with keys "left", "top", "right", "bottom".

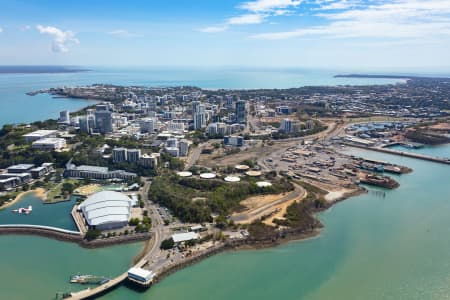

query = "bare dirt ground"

[
  {"left": 262, "top": 191, "right": 307, "bottom": 226},
  {"left": 240, "top": 193, "right": 288, "bottom": 209},
  {"left": 429, "top": 122, "right": 450, "bottom": 131},
  {"left": 231, "top": 184, "right": 305, "bottom": 226}
]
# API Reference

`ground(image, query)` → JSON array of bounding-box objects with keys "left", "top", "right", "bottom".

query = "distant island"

[
  {"left": 334, "top": 74, "right": 450, "bottom": 80},
  {"left": 0, "top": 65, "right": 90, "bottom": 74}
]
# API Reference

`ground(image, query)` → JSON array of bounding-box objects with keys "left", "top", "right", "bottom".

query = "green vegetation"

[
  {"left": 149, "top": 174, "right": 294, "bottom": 223},
  {"left": 271, "top": 120, "right": 328, "bottom": 140},
  {"left": 405, "top": 130, "right": 450, "bottom": 145},
  {"left": 85, "top": 229, "right": 102, "bottom": 241},
  {"left": 46, "top": 179, "right": 82, "bottom": 202},
  {"left": 0, "top": 191, "right": 20, "bottom": 207},
  {"left": 128, "top": 218, "right": 140, "bottom": 226},
  {"left": 160, "top": 238, "right": 175, "bottom": 250},
  {"left": 247, "top": 221, "right": 277, "bottom": 240},
  {"left": 273, "top": 181, "right": 327, "bottom": 228}
]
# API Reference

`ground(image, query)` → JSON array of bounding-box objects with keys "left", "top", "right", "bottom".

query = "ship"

[
  {"left": 70, "top": 275, "right": 108, "bottom": 285},
  {"left": 383, "top": 165, "right": 402, "bottom": 174},
  {"left": 358, "top": 173, "right": 399, "bottom": 189},
  {"left": 359, "top": 163, "right": 384, "bottom": 173}
]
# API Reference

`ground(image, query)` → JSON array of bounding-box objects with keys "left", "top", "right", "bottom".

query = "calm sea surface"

[
  {"left": 0, "top": 69, "right": 449, "bottom": 299},
  {"left": 101, "top": 145, "right": 449, "bottom": 300},
  {"left": 0, "top": 67, "right": 406, "bottom": 127},
  {"left": 0, "top": 145, "right": 448, "bottom": 299}
]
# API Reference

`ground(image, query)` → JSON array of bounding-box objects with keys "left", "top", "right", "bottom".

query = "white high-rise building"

[
  {"left": 113, "top": 148, "right": 128, "bottom": 163},
  {"left": 166, "top": 138, "right": 178, "bottom": 148},
  {"left": 139, "top": 118, "right": 156, "bottom": 133},
  {"left": 280, "top": 119, "right": 292, "bottom": 133},
  {"left": 127, "top": 149, "right": 141, "bottom": 163},
  {"left": 193, "top": 113, "right": 206, "bottom": 130},
  {"left": 179, "top": 139, "right": 190, "bottom": 157},
  {"left": 59, "top": 110, "right": 70, "bottom": 124}
]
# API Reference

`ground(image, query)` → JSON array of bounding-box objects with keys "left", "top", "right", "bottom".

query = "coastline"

[
  {"left": 0, "top": 188, "right": 46, "bottom": 210},
  {"left": 150, "top": 186, "right": 367, "bottom": 287}
]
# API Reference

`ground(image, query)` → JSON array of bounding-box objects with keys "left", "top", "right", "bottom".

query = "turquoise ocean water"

[
  {"left": 0, "top": 67, "right": 407, "bottom": 127},
  {"left": 101, "top": 145, "right": 450, "bottom": 300},
  {"left": 0, "top": 145, "right": 447, "bottom": 299},
  {"left": 0, "top": 68, "right": 449, "bottom": 299}
]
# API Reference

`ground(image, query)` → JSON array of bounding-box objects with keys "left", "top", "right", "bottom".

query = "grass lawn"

[{"left": 46, "top": 179, "right": 80, "bottom": 203}]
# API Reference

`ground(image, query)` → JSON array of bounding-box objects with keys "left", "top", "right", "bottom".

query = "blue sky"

[{"left": 0, "top": 0, "right": 450, "bottom": 69}]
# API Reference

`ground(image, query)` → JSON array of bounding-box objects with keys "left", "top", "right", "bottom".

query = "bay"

[
  {"left": 0, "top": 67, "right": 406, "bottom": 127},
  {"left": 102, "top": 144, "right": 450, "bottom": 300}
]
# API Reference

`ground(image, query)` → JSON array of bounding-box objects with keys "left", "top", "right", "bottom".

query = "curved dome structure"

[{"left": 79, "top": 191, "right": 132, "bottom": 230}]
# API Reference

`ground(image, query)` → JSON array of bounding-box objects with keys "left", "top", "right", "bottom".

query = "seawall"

[{"left": 0, "top": 224, "right": 151, "bottom": 248}]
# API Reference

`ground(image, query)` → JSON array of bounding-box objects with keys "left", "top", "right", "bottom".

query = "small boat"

[{"left": 70, "top": 274, "right": 106, "bottom": 284}]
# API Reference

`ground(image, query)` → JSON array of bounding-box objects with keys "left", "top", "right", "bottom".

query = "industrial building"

[
  {"left": 171, "top": 232, "right": 199, "bottom": 244},
  {"left": 78, "top": 191, "right": 133, "bottom": 230}
]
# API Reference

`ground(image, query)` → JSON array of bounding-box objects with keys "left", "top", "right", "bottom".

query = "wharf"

[
  {"left": 345, "top": 143, "right": 450, "bottom": 165},
  {"left": 68, "top": 259, "right": 147, "bottom": 300}
]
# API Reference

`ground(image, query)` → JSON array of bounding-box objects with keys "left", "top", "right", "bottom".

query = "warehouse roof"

[{"left": 172, "top": 232, "right": 199, "bottom": 243}]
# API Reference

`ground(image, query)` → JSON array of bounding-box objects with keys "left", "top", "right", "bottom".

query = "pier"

[
  {"left": 68, "top": 259, "right": 148, "bottom": 300},
  {"left": 345, "top": 143, "right": 450, "bottom": 165}
]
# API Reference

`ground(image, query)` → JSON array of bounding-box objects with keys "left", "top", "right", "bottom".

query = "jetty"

[
  {"left": 345, "top": 143, "right": 450, "bottom": 165},
  {"left": 68, "top": 259, "right": 148, "bottom": 299}
]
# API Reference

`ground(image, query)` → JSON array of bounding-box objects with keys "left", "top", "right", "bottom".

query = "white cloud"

[
  {"left": 317, "top": 0, "right": 359, "bottom": 10},
  {"left": 36, "top": 25, "right": 79, "bottom": 53},
  {"left": 253, "top": 0, "right": 450, "bottom": 40},
  {"left": 20, "top": 25, "right": 31, "bottom": 31},
  {"left": 239, "top": 0, "right": 302, "bottom": 12},
  {"left": 200, "top": 0, "right": 301, "bottom": 33},
  {"left": 228, "top": 13, "right": 266, "bottom": 25},
  {"left": 199, "top": 25, "right": 229, "bottom": 33},
  {"left": 108, "top": 29, "right": 141, "bottom": 38},
  {"left": 0, "top": 27, "right": 3, "bottom": 33}
]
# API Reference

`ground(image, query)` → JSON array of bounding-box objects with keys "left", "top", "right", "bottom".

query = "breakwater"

[
  {"left": 0, "top": 224, "right": 151, "bottom": 249},
  {"left": 344, "top": 143, "right": 450, "bottom": 164}
]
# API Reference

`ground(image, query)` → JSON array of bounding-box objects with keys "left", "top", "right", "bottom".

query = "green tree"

[{"left": 160, "top": 238, "right": 175, "bottom": 250}]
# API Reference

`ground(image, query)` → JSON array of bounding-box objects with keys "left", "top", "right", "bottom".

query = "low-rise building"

[
  {"left": 165, "top": 147, "right": 180, "bottom": 157},
  {"left": 32, "top": 138, "right": 66, "bottom": 151},
  {"left": 139, "top": 153, "right": 160, "bottom": 168},
  {"left": 23, "top": 130, "right": 58, "bottom": 143},
  {"left": 64, "top": 164, "right": 137, "bottom": 181},
  {"left": 7, "top": 164, "right": 35, "bottom": 174},
  {"left": 224, "top": 135, "right": 244, "bottom": 147},
  {"left": 172, "top": 232, "right": 199, "bottom": 245}
]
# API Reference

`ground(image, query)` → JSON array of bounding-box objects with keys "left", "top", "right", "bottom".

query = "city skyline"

[{"left": 0, "top": 0, "right": 450, "bottom": 69}]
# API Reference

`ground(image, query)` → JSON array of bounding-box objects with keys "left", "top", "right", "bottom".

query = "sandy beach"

[{"left": 0, "top": 188, "right": 47, "bottom": 210}]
